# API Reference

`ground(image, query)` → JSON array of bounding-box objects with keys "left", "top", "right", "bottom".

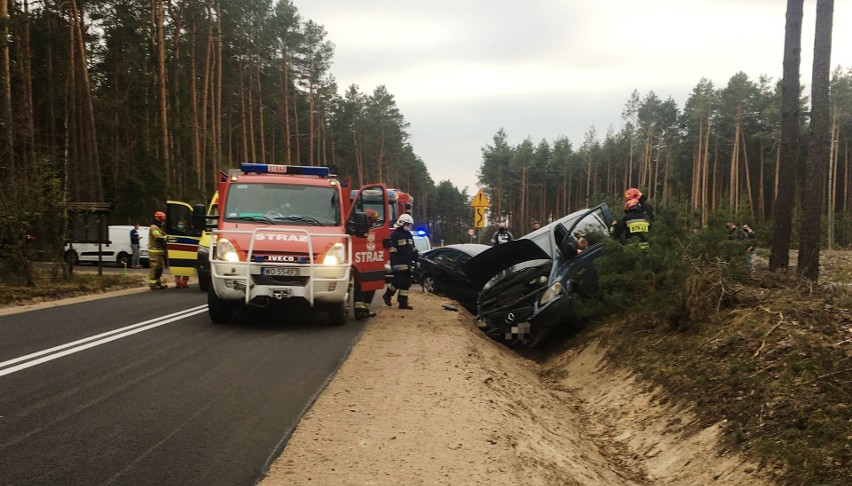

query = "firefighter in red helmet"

[
  {"left": 149, "top": 211, "right": 168, "bottom": 289},
  {"left": 611, "top": 198, "right": 650, "bottom": 249},
  {"left": 624, "top": 187, "right": 655, "bottom": 222}
]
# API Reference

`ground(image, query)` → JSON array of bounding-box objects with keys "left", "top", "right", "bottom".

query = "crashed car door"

[{"left": 559, "top": 205, "right": 613, "bottom": 294}]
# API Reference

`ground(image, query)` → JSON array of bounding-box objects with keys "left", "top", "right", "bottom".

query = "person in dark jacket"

[
  {"left": 130, "top": 224, "right": 142, "bottom": 268},
  {"left": 611, "top": 199, "right": 650, "bottom": 249},
  {"left": 490, "top": 223, "right": 514, "bottom": 245},
  {"left": 382, "top": 214, "right": 417, "bottom": 310},
  {"left": 727, "top": 222, "right": 755, "bottom": 272}
]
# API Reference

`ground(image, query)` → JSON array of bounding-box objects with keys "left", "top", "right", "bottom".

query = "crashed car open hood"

[{"left": 463, "top": 240, "right": 552, "bottom": 289}]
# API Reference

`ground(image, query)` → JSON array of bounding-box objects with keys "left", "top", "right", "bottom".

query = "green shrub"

[{"left": 590, "top": 206, "right": 751, "bottom": 329}]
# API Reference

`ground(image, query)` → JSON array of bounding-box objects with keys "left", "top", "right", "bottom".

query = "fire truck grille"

[{"left": 254, "top": 275, "right": 310, "bottom": 286}]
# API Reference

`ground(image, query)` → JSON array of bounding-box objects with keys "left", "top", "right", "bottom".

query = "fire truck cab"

[
  {"left": 350, "top": 187, "right": 413, "bottom": 225},
  {"left": 203, "top": 163, "right": 392, "bottom": 325}
]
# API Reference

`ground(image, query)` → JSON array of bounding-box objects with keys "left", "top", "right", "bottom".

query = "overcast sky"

[{"left": 293, "top": 0, "right": 852, "bottom": 194}]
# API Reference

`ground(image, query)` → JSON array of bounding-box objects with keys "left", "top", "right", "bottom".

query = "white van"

[{"left": 64, "top": 225, "right": 150, "bottom": 267}]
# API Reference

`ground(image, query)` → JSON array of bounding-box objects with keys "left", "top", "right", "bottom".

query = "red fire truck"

[
  {"left": 200, "top": 163, "right": 393, "bottom": 325},
  {"left": 350, "top": 187, "right": 413, "bottom": 224}
]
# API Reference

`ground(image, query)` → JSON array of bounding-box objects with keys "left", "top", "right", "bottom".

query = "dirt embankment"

[{"left": 261, "top": 291, "right": 771, "bottom": 485}]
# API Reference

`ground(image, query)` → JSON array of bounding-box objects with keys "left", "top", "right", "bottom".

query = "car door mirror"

[{"left": 348, "top": 211, "right": 369, "bottom": 237}]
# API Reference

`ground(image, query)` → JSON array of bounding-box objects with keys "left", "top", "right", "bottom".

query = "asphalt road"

[{"left": 0, "top": 285, "right": 369, "bottom": 485}]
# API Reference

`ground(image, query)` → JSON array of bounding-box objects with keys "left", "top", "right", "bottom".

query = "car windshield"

[{"left": 223, "top": 183, "right": 341, "bottom": 226}]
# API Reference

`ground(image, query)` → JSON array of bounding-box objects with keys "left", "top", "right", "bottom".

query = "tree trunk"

[
  {"left": 155, "top": 0, "right": 170, "bottom": 195},
  {"left": 769, "top": 0, "right": 804, "bottom": 272},
  {"left": 292, "top": 88, "right": 300, "bottom": 164},
  {"left": 797, "top": 0, "right": 833, "bottom": 280},
  {"left": 190, "top": 13, "right": 201, "bottom": 189},
  {"left": 280, "top": 53, "right": 291, "bottom": 164},
  {"left": 741, "top": 125, "right": 754, "bottom": 218},
  {"left": 731, "top": 117, "right": 740, "bottom": 211},
  {"left": 827, "top": 110, "right": 838, "bottom": 248},
  {"left": 0, "top": 0, "right": 13, "bottom": 172}
]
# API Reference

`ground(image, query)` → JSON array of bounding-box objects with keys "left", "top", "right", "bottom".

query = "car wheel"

[
  {"left": 116, "top": 252, "right": 129, "bottom": 268},
  {"left": 328, "top": 274, "right": 354, "bottom": 326},
  {"left": 207, "top": 289, "right": 233, "bottom": 324},
  {"left": 422, "top": 275, "right": 436, "bottom": 294},
  {"left": 198, "top": 276, "right": 210, "bottom": 292},
  {"left": 64, "top": 249, "right": 78, "bottom": 266}
]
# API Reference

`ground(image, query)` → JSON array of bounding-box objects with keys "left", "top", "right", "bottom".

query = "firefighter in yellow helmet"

[
  {"left": 149, "top": 211, "right": 168, "bottom": 289},
  {"left": 354, "top": 210, "right": 380, "bottom": 320}
]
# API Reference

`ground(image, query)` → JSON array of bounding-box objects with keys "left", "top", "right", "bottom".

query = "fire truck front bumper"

[{"left": 210, "top": 261, "right": 350, "bottom": 306}]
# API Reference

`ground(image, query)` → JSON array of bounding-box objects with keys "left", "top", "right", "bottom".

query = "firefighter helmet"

[
  {"left": 397, "top": 214, "right": 414, "bottom": 227},
  {"left": 154, "top": 211, "right": 166, "bottom": 222},
  {"left": 365, "top": 209, "right": 379, "bottom": 222},
  {"left": 624, "top": 188, "right": 642, "bottom": 201}
]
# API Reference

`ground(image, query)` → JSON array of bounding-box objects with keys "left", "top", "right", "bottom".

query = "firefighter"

[
  {"left": 611, "top": 198, "right": 651, "bottom": 249},
  {"left": 354, "top": 210, "right": 380, "bottom": 320},
  {"left": 624, "top": 187, "right": 655, "bottom": 222},
  {"left": 148, "top": 211, "right": 168, "bottom": 289},
  {"left": 382, "top": 213, "right": 416, "bottom": 310}
]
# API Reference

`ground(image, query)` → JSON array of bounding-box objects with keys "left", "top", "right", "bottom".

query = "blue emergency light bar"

[
  {"left": 416, "top": 229, "right": 427, "bottom": 236},
  {"left": 240, "top": 163, "right": 330, "bottom": 177}
]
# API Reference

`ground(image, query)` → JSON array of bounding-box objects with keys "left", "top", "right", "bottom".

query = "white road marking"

[{"left": 0, "top": 305, "right": 208, "bottom": 377}]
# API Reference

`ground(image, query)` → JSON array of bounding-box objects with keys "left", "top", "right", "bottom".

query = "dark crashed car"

[
  {"left": 464, "top": 203, "right": 613, "bottom": 346},
  {"left": 415, "top": 244, "right": 491, "bottom": 312}
]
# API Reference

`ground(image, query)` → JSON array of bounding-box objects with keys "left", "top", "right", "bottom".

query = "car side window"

[
  {"left": 441, "top": 251, "right": 462, "bottom": 267},
  {"left": 572, "top": 210, "right": 609, "bottom": 246},
  {"left": 168, "top": 206, "right": 193, "bottom": 236}
]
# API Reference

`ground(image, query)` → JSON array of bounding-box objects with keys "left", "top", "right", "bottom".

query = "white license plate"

[{"left": 262, "top": 267, "right": 299, "bottom": 276}]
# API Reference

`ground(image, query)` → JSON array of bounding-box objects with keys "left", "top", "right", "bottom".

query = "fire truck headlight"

[
  {"left": 217, "top": 238, "right": 239, "bottom": 262},
  {"left": 322, "top": 243, "right": 346, "bottom": 266}
]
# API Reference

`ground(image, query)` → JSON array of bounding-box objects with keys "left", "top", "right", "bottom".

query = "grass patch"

[{"left": 0, "top": 267, "right": 145, "bottom": 307}]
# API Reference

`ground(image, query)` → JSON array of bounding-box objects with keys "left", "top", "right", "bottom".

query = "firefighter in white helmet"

[{"left": 382, "top": 213, "right": 416, "bottom": 310}]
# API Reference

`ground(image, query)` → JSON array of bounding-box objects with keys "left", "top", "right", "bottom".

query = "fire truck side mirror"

[
  {"left": 348, "top": 211, "right": 370, "bottom": 238},
  {"left": 190, "top": 204, "right": 207, "bottom": 237}
]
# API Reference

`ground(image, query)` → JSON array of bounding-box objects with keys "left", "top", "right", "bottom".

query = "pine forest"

[{"left": 0, "top": 0, "right": 847, "bottom": 280}]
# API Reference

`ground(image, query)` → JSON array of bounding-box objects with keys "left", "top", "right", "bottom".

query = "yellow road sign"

[
  {"left": 471, "top": 189, "right": 490, "bottom": 208},
  {"left": 474, "top": 207, "right": 486, "bottom": 228}
]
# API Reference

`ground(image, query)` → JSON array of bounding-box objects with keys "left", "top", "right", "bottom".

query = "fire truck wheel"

[
  {"left": 328, "top": 275, "right": 354, "bottom": 326},
  {"left": 207, "top": 289, "right": 233, "bottom": 324}
]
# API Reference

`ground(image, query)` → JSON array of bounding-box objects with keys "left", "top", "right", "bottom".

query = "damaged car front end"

[{"left": 465, "top": 204, "right": 613, "bottom": 346}]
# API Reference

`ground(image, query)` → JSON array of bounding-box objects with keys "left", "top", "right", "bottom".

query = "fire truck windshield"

[{"left": 223, "top": 183, "right": 341, "bottom": 226}]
